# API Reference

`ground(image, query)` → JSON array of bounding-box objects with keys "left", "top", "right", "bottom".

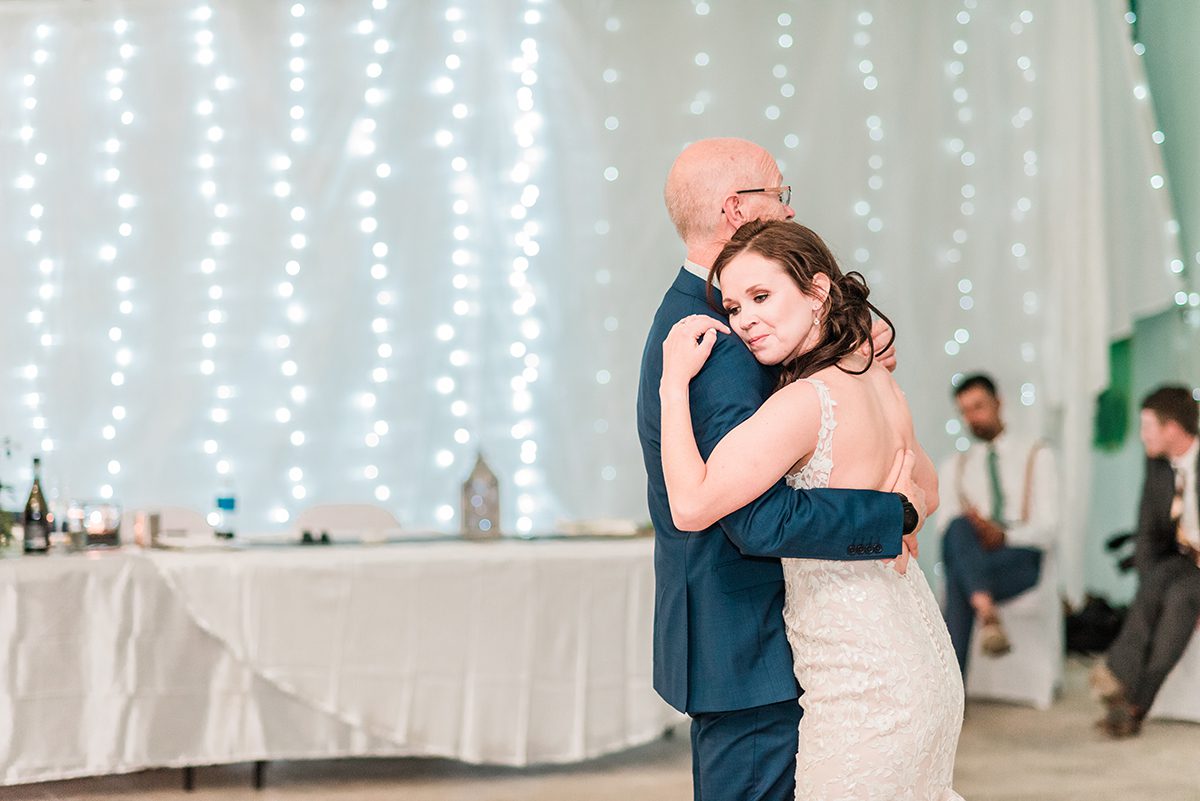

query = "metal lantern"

[{"left": 461, "top": 453, "right": 500, "bottom": 539}]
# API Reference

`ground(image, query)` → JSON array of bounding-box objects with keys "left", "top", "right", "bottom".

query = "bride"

[{"left": 659, "top": 219, "right": 964, "bottom": 800}]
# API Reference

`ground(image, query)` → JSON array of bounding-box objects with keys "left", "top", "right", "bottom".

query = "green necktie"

[{"left": 987, "top": 445, "right": 1005, "bottom": 523}]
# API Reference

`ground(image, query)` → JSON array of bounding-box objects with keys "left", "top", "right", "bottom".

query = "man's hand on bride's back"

[
  {"left": 661, "top": 314, "right": 732, "bottom": 388},
  {"left": 863, "top": 318, "right": 897, "bottom": 372}
]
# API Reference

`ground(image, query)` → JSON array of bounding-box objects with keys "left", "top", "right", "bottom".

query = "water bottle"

[{"left": 214, "top": 482, "right": 237, "bottom": 539}]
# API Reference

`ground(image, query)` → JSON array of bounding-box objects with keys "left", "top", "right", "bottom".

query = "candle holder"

[{"left": 66, "top": 500, "right": 122, "bottom": 549}]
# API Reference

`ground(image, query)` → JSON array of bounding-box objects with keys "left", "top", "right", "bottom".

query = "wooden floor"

[{"left": 2, "top": 657, "right": 1198, "bottom": 801}]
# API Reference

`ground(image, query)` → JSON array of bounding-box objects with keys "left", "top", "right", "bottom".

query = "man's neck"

[
  {"left": 685, "top": 247, "right": 717, "bottom": 271},
  {"left": 686, "top": 234, "right": 733, "bottom": 271},
  {"left": 1167, "top": 434, "right": 1198, "bottom": 461}
]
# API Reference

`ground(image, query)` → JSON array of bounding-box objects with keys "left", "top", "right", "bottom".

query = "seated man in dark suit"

[{"left": 1091, "top": 385, "right": 1200, "bottom": 737}]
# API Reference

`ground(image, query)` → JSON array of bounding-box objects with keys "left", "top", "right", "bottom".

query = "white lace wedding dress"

[{"left": 783, "top": 379, "right": 965, "bottom": 801}]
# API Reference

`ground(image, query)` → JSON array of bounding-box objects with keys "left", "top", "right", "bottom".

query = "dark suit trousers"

[
  {"left": 942, "top": 516, "right": 1043, "bottom": 674},
  {"left": 1106, "top": 555, "right": 1200, "bottom": 710},
  {"left": 690, "top": 699, "right": 801, "bottom": 801}
]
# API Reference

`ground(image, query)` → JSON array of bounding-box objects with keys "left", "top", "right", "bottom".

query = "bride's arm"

[{"left": 660, "top": 317, "right": 820, "bottom": 531}]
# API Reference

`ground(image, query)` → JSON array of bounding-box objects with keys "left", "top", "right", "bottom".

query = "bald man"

[{"left": 636, "top": 138, "right": 920, "bottom": 801}]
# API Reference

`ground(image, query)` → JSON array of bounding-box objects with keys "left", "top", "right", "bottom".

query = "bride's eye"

[
  {"left": 726, "top": 306, "right": 740, "bottom": 316},
  {"left": 753, "top": 293, "right": 768, "bottom": 303}
]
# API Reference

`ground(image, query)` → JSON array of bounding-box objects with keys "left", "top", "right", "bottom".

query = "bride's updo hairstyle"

[{"left": 708, "top": 219, "right": 895, "bottom": 389}]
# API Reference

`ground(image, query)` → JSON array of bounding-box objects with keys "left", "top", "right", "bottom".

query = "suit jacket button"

[
  {"left": 874, "top": 544, "right": 883, "bottom": 553},
  {"left": 846, "top": 546, "right": 854, "bottom": 555}
]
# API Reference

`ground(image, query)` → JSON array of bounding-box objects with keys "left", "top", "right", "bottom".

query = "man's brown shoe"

[
  {"left": 979, "top": 617, "right": 1011, "bottom": 657},
  {"left": 1096, "top": 701, "right": 1144, "bottom": 739}
]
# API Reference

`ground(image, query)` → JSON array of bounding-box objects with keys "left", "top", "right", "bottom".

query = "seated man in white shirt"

[
  {"left": 1091, "top": 385, "right": 1200, "bottom": 738},
  {"left": 938, "top": 374, "right": 1059, "bottom": 676}
]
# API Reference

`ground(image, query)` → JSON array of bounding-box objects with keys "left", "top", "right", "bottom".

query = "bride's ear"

[{"left": 810, "top": 273, "right": 832, "bottom": 305}]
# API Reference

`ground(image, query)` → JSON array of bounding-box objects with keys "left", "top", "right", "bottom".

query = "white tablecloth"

[{"left": 0, "top": 538, "right": 681, "bottom": 786}]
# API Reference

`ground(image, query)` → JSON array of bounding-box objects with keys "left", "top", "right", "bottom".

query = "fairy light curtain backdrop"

[{"left": 0, "top": 0, "right": 1186, "bottom": 599}]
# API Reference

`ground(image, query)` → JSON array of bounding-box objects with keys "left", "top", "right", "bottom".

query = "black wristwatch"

[{"left": 896, "top": 494, "right": 919, "bottom": 535}]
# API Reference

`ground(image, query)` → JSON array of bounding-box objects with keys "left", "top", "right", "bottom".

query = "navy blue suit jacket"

[{"left": 636, "top": 268, "right": 903, "bottom": 714}]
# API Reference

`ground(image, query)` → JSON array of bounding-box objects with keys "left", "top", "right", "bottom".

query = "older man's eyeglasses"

[{"left": 735, "top": 185, "right": 791, "bottom": 206}]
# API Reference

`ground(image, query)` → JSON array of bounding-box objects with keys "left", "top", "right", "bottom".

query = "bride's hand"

[
  {"left": 882, "top": 448, "right": 924, "bottom": 556},
  {"left": 661, "top": 315, "right": 731, "bottom": 387},
  {"left": 886, "top": 539, "right": 911, "bottom": 576}
]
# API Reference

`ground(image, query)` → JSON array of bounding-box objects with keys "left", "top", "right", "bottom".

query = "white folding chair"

[
  {"left": 964, "top": 551, "right": 1064, "bottom": 710},
  {"left": 1147, "top": 621, "right": 1200, "bottom": 723}
]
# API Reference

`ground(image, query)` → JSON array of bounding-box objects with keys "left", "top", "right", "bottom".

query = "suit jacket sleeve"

[
  {"left": 687, "top": 331, "right": 903, "bottom": 560},
  {"left": 1134, "top": 458, "right": 1171, "bottom": 574}
]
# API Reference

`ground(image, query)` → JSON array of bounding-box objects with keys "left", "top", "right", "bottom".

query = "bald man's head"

[{"left": 664, "top": 138, "right": 781, "bottom": 247}]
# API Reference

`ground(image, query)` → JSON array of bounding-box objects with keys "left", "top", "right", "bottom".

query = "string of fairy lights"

[
  {"left": 504, "top": 2, "right": 547, "bottom": 534},
  {"left": 431, "top": 4, "right": 478, "bottom": 529},
  {"left": 849, "top": 9, "right": 886, "bottom": 304},
  {"left": 265, "top": 1, "right": 316, "bottom": 526},
  {"left": 941, "top": 1, "right": 981, "bottom": 451},
  {"left": 18, "top": 24, "right": 54, "bottom": 468},
  {"left": 353, "top": 0, "right": 395, "bottom": 511},
  {"left": 96, "top": 15, "right": 140, "bottom": 500},
  {"left": 190, "top": 3, "right": 238, "bottom": 525},
  {"left": 1122, "top": 7, "right": 1196, "bottom": 316},
  {"left": 1008, "top": 6, "right": 1041, "bottom": 413}
]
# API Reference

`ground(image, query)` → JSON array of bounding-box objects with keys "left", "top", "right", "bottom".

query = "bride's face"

[{"left": 720, "top": 251, "right": 828, "bottom": 366}]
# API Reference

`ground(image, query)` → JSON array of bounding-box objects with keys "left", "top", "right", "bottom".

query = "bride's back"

[{"left": 806, "top": 359, "right": 916, "bottom": 491}]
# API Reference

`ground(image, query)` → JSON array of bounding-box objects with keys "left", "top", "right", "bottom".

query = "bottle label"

[{"left": 24, "top": 521, "right": 49, "bottom": 551}]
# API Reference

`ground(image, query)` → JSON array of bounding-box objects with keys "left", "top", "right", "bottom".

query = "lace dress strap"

[{"left": 785, "top": 378, "right": 837, "bottom": 490}]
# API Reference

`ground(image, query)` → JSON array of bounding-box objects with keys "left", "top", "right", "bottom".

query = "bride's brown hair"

[{"left": 708, "top": 219, "right": 895, "bottom": 390}]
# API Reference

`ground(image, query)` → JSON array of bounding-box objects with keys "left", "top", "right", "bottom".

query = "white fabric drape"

[
  {"left": 0, "top": 2, "right": 1184, "bottom": 601},
  {"left": 0, "top": 539, "right": 678, "bottom": 785}
]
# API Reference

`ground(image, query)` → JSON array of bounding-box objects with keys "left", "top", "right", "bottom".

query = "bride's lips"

[{"left": 747, "top": 333, "right": 770, "bottom": 348}]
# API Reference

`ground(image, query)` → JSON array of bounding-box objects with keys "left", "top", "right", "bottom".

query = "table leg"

[
  {"left": 183, "top": 766, "right": 195, "bottom": 792},
  {"left": 253, "top": 760, "right": 266, "bottom": 790}
]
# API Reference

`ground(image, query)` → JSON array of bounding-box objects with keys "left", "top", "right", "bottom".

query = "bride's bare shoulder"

[{"left": 771, "top": 376, "right": 822, "bottom": 407}]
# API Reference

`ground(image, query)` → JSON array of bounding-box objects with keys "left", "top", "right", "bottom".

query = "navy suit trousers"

[
  {"left": 690, "top": 699, "right": 802, "bottom": 801},
  {"left": 942, "top": 516, "right": 1042, "bottom": 674}
]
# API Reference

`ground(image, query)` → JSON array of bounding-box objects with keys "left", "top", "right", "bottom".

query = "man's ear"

[{"left": 721, "top": 193, "right": 747, "bottom": 226}]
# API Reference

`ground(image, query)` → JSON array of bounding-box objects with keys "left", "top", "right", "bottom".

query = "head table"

[{"left": 0, "top": 535, "right": 682, "bottom": 786}]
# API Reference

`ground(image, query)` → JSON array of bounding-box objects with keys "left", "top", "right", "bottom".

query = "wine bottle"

[{"left": 23, "top": 457, "right": 50, "bottom": 554}]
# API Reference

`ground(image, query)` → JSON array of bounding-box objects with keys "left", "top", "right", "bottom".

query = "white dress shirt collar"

[
  {"left": 683, "top": 258, "right": 717, "bottom": 289},
  {"left": 982, "top": 429, "right": 1008, "bottom": 452}
]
